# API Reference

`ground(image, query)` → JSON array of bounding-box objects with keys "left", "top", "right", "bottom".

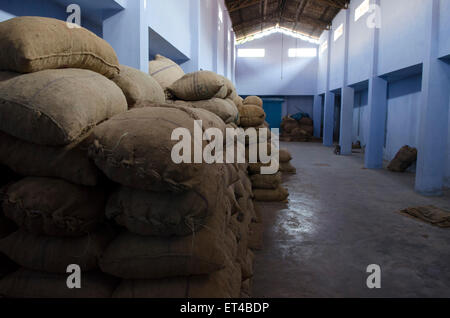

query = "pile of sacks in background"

[
  {"left": 0, "top": 16, "right": 263, "bottom": 298},
  {"left": 280, "top": 114, "right": 314, "bottom": 142}
]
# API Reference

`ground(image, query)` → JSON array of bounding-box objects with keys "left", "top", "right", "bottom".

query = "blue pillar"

[
  {"left": 415, "top": 0, "right": 450, "bottom": 196},
  {"left": 103, "top": 0, "right": 148, "bottom": 72},
  {"left": 313, "top": 95, "right": 323, "bottom": 138},
  {"left": 339, "top": 87, "right": 355, "bottom": 155},
  {"left": 323, "top": 91, "right": 335, "bottom": 147},
  {"left": 364, "top": 77, "right": 388, "bottom": 168}
]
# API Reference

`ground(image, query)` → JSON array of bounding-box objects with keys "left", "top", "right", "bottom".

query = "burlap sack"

[
  {"left": 0, "top": 17, "right": 120, "bottom": 78},
  {"left": 239, "top": 105, "right": 266, "bottom": 128},
  {"left": 106, "top": 165, "right": 228, "bottom": 237},
  {"left": 248, "top": 159, "right": 279, "bottom": 175},
  {"left": 175, "top": 98, "right": 239, "bottom": 124},
  {"left": 149, "top": 55, "right": 185, "bottom": 90},
  {"left": 0, "top": 131, "right": 100, "bottom": 186},
  {"left": 100, "top": 198, "right": 234, "bottom": 279},
  {"left": 243, "top": 96, "right": 263, "bottom": 108},
  {"left": 0, "top": 269, "right": 118, "bottom": 298},
  {"left": 280, "top": 162, "right": 297, "bottom": 174},
  {"left": 0, "top": 69, "right": 127, "bottom": 146},
  {"left": 219, "top": 75, "right": 236, "bottom": 98},
  {"left": 253, "top": 186, "right": 289, "bottom": 202},
  {"left": 112, "top": 256, "right": 241, "bottom": 298},
  {"left": 168, "top": 71, "right": 227, "bottom": 101},
  {"left": 112, "top": 65, "right": 165, "bottom": 108},
  {"left": 248, "top": 222, "right": 264, "bottom": 250},
  {"left": 240, "top": 278, "right": 253, "bottom": 298},
  {"left": 387, "top": 146, "right": 418, "bottom": 172},
  {"left": 250, "top": 172, "right": 282, "bottom": 190},
  {"left": 279, "top": 148, "right": 292, "bottom": 163},
  {"left": 241, "top": 249, "right": 255, "bottom": 280},
  {"left": 2, "top": 177, "right": 106, "bottom": 237},
  {"left": 0, "top": 226, "right": 115, "bottom": 273},
  {"left": 299, "top": 117, "right": 313, "bottom": 126},
  {"left": 281, "top": 117, "right": 301, "bottom": 134},
  {"left": 299, "top": 125, "right": 314, "bottom": 136},
  {"left": 89, "top": 105, "right": 225, "bottom": 192}
]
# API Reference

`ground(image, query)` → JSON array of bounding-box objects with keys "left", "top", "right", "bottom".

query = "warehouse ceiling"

[{"left": 225, "top": 0, "right": 350, "bottom": 42}]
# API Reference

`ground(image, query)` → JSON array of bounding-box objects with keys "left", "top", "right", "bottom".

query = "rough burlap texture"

[
  {"left": 280, "top": 162, "right": 297, "bottom": 174},
  {"left": 2, "top": 177, "right": 106, "bottom": 237},
  {"left": 253, "top": 186, "right": 289, "bottom": 202},
  {"left": 387, "top": 145, "right": 418, "bottom": 172},
  {"left": 100, "top": 192, "right": 235, "bottom": 279},
  {"left": 0, "top": 69, "right": 127, "bottom": 146},
  {"left": 0, "top": 17, "right": 120, "bottom": 78},
  {"left": 0, "top": 269, "right": 118, "bottom": 298},
  {"left": 279, "top": 148, "right": 293, "bottom": 163},
  {"left": 243, "top": 96, "right": 263, "bottom": 108},
  {"left": 112, "top": 256, "right": 241, "bottom": 298},
  {"left": 175, "top": 98, "right": 239, "bottom": 124},
  {"left": 0, "top": 131, "right": 100, "bottom": 186},
  {"left": 106, "top": 164, "right": 230, "bottom": 237},
  {"left": 250, "top": 172, "right": 282, "bottom": 190},
  {"left": 168, "top": 71, "right": 227, "bottom": 101},
  {"left": 0, "top": 226, "right": 115, "bottom": 273},
  {"left": 112, "top": 65, "right": 165, "bottom": 108},
  {"left": 238, "top": 105, "right": 266, "bottom": 128},
  {"left": 89, "top": 105, "right": 226, "bottom": 193},
  {"left": 148, "top": 55, "right": 185, "bottom": 90}
]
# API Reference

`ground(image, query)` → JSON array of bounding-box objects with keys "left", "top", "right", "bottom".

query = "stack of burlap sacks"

[
  {"left": 0, "top": 16, "right": 259, "bottom": 298},
  {"left": 281, "top": 116, "right": 314, "bottom": 142}
]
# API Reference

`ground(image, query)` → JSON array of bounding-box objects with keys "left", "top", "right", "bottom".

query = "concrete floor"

[{"left": 253, "top": 142, "right": 450, "bottom": 298}]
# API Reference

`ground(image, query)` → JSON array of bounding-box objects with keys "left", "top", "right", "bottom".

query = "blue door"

[{"left": 262, "top": 98, "right": 283, "bottom": 129}]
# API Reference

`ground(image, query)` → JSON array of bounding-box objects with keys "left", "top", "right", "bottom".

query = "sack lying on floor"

[
  {"left": 253, "top": 186, "right": 289, "bottom": 202},
  {"left": 112, "top": 256, "right": 241, "bottom": 298},
  {"left": 387, "top": 145, "right": 418, "bottom": 172},
  {"left": 280, "top": 162, "right": 297, "bottom": 174},
  {"left": 299, "top": 117, "right": 313, "bottom": 126},
  {"left": 2, "top": 177, "right": 106, "bottom": 237},
  {"left": 248, "top": 160, "right": 279, "bottom": 175},
  {"left": 281, "top": 117, "right": 301, "bottom": 134},
  {"left": 398, "top": 206, "right": 450, "bottom": 228},
  {"left": 106, "top": 165, "right": 227, "bottom": 237},
  {"left": 0, "top": 269, "right": 118, "bottom": 298},
  {"left": 243, "top": 96, "right": 263, "bottom": 108},
  {"left": 240, "top": 278, "right": 253, "bottom": 298},
  {"left": 149, "top": 55, "right": 185, "bottom": 91},
  {"left": 112, "top": 65, "right": 165, "bottom": 108},
  {"left": 100, "top": 204, "right": 234, "bottom": 279},
  {"left": 250, "top": 172, "right": 282, "bottom": 190},
  {"left": 0, "top": 227, "right": 115, "bottom": 273},
  {"left": 239, "top": 105, "right": 266, "bottom": 128},
  {"left": 0, "top": 69, "right": 127, "bottom": 146},
  {"left": 0, "top": 131, "right": 100, "bottom": 186},
  {"left": 279, "top": 149, "right": 293, "bottom": 163},
  {"left": 0, "top": 17, "right": 119, "bottom": 78},
  {"left": 240, "top": 249, "right": 255, "bottom": 280},
  {"left": 89, "top": 105, "right": 225, "bottom": 192},
  {"left": 168, "top": 71, "right": 227, "bottom": 101},
  {"left": 175, "top": 98, "right": 239, "bottom": 124},
  {"left": 248, "top": 222, "right": 264, "bottom": 250}
]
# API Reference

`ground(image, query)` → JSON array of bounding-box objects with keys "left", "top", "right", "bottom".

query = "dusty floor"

[{"left": 253, "top": 142, "right": 450, "bottom": 298}]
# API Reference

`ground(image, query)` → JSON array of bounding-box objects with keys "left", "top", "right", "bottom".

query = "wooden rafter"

[{"left": 227, "top": 0, "right": 263, "bottom": 13}]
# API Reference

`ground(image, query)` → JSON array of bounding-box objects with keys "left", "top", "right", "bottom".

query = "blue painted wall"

[
  {"left": 329, "top": 9, "right": 346, "bottom": 90},
  {"left": 439, "top": 0, "right": 450, "bottom": 58},
  {"left": 236, "top": 32, "right": 318, "bottom": 96},
  {"left": 317, "top": 31, "right": 329, "bottom": 94}
]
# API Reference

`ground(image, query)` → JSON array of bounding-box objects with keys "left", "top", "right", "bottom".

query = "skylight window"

[
  {"left": 355, "top": 0, "right": 370, "bottom": 22},
  {"left": 288, "top": 48, "right": 317, "bottom": 58},
  {"left": 334, "top": 24, "right": 344, "bottom": 41},
  {"left": 218, "top": 6, "right": 223, "bottom": 24},
  {"left": 238, "top": 49, "right": 265, "bottom": 58}
]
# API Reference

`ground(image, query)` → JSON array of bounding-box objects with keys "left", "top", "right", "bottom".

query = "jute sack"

[
  {"left": 243, "top": 96, "right": 263, "bottom": 108},
  {"left": 280, "top": 162, "right": 297, "bottom": 174},
  {"left": 219, "top": 75, "right": 236, "bottom": 98},
  {"left": 168, "top": 71, "right": 228, "bottom": 101},
  {"left": 253, "top": 186, "right": 289, "bottom": 202},
  {"left": 0, "top": 226, "right": 115, "bottom": 273},
  {"left": 241, "top": 278, "right": 253, "bottom": 298},
  {"left": 250, "top": 172, "right": 282, "bottom": 190},
  {"left": 0, "top": 269, "right": 118, "bottom": 298},
  {"left": 2, "top": 177, "right": 106, "bottom": 237},
  {"left": 0, "top": 131, "right": 100, "bottom": 186},
  {"left": 175, "top": 98, "right": 239, "bottom": 124},
  {"left": 0, "top": 17, "right": 120, "bottom": 78},
  {"left": 387, "top": 145, "right": 418, "bottom": 172},
  {"left": 100, "top": 194, "right": 235, "bottom": 279},
  {"left": 239, "top": 105, "right": 266, "bottom": 128},
  {"left": 0, "top": 69, "right": 127, "bottom": 146},
  {"left": 248, "top": 159, "right": 279, "bottom": 175},
  {"left": 279, "top": 148, "right": 292, "bottom": 163},
  {"left": 299, "top": 117, "right": 313, "bottom": 126},
  {"left": 106, "top": 165, "right": 228, "bottom": 237},
  {"left": 112, "top": 65, "right": 165, "bottom": 108},
  {"left": 281, "top": 117, "right": 301, "bottom": 134},
  {"left": 89, "top": 105, "right": 225, "bottom": 193},
  {"left": 241, "top": 249, "right": 255, "bottom": 280},
  {"left": 148, "top": 55, "right": 185, "bottom": 90},
  {"left": 248, "top": 222, "right": 264, "bottom": 250},
  {"left": 112, "top": 256, "right": 242, "bottom": 298}
]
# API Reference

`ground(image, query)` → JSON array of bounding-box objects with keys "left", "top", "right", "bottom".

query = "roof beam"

[
  {"left": 227, "top": 0, "right": 263, "bottom": 13},
  {"left": 314, "top": 0, "right": 348, "bottom": 9}
]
